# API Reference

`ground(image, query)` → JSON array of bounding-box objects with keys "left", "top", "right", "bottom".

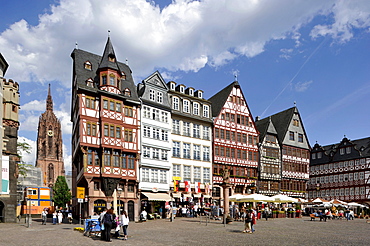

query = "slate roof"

[
  {"left": 208, "top": 81, "right": 239, "bottom": 117},
  {"left": 255, "top": 116, "right": 277, "bottom": 142},
  {"left": 312, "top": 137, "right": 370, "bottom": 165},
  {"left": 70, "top": 39, "right": 139, "bottom": 104},
  {"left": 98, "top": 37, "right": 121, "bottom": 72}
]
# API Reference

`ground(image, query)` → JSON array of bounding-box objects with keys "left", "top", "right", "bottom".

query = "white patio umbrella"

[
  {"left": 271, "top": 194, "right": 298, "bottom": 203},
  {"left": 347, "top": 202, "right": 362, "bottom": 207},
  {"left": 236, "top": 193, "right": 275, "bottom": 203},
  {"left": 229, "top": 194, "right": 247, "bottom": 202}
]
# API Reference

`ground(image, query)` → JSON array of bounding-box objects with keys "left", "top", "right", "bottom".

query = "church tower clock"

[{"left": 36, "top": 85, "right": 65, "bottom": 187}]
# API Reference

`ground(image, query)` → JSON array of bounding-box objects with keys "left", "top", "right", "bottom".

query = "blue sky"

[{"left": 1, "top": 0, "right": 369, "bottom": 172}]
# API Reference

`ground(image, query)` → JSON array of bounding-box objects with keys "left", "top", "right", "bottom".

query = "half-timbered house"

[
  {"left": 209, "top": 81, "right": 259, "bottom": 201},
  {"left": 71, "top": 37, "right": 140, "bottom": 221},
  {"left": 266, "top": 106, "right": 310, "bottom": 198},
  {"left": 255, "top": 117, "right": 282, "bottom": 196},
  {"left": 308, "top": 137, "right": 370, "bottom": 204}
]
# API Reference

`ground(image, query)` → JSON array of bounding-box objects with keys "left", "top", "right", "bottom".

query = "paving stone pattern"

[{"left": 0, "top": 216, "right": 368, "bottom": 246}]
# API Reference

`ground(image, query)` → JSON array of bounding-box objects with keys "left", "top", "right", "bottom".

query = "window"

[
  {"left": 183, "top": 143, "right": 190, "bottom": 159},
  {"left": 203, "top": 168, "right": 210, "bottom": 183},
  {"left": 152, "top": 148, "right": 159, "bottom": 159},
  {"left": 143, "top": 126, "right": 151, "bottom": 138},
  {"left": 193, "top": 103, "right": 199, "bottom": 115},
  {"left": 193, "top": 145, "right": 200, "bottom": 160},
  {"left": 298, "top": 133, "right": 303, "bottom": 143},
  {"left": 124, "top": 129, "right": 133, "bottom": 142},
  {"left": 194, "top": 167, "right": 201, "bottom": 182},
  {"left": 203, "top": 126, "right": 210, "bottom": 140},
  {"left": 183, "top": 122, "right": 191, "bottom": 136},
  {"left": 193, "top": 124, "right": 200, "bottom": 138},
  {"left": 103, "top": 99, "right": 108, "bottom": 109},
  {"left": 152, "top": 109, "right": 159, "bottom": 121},
  {"left": 87, "top": 149, "right": 93, "bottom": 165},
  {"left": 142, "top": 168, "right": 150, "bottom": 182},
  {"left": 160, "top": 170, "right": 167, "bottom": 183},
  {"left": 184, "top": 166, "right": 191, "bottom": 181},
  {"left": 109, "top": 74, "right": 115, "bottom": 86},
  {"left": 110, "top": 125, "right": 115, "bottom": 137},
  {"left": 172, "top": 119, "right": 180, "bottom": 134},
  {"left": 104, "top": 124, "right": 109, "bottom": 137},
  {"left": 128, "top": 184, "right": 134, "bottom": 192},
  {"left": 84, "top": 61, "right": 92, "bottom": 70},
  {"left": 172, "top": 141, "right": 180, "bottom": 158},
  {"left": 293, "top": 119, "right": 299, "bottom": 127},
  {"left": 87, "top": 123, "right": 92, "bottom": 136},
  {"left": 289, "top": 131, "right": 295, "bottom": 141},
  {"left": 149, "top": 89, "right": 155, "bottom": 101},
  {"left": 161, "top": 111, "right": 168, "bottom": 123},
  {"left": 203, "top": 105, "right": 209, "bottom": 118},
  {"left": 94, "top": 181, "right": 100, "bottom": 191},
  {"left": 203, "top": 146, "right": 210, "bottom": 161},
  {"left": 161, "top": 130, "right": 168, "bottom": 141},
  {"left": 183, "top": 100, "right": 190, "bottom": 113},
  {"left": 85, "top": 97, "right": 95, "bottom": 109},
  {"left": 340, "top": 148, "right": 345, "bottom": 155},
  {"left": 124, "top": 106, "right": 133, "bottom": 117},
  {"left": 104, "top": 149, "right": 111, "bottom": 166},
  {"left": 143, "top": 146, "right": 150, "bottom": 158},
  {"left": 173, "top": 164, "right": 181, "bottom": 178},
  {"left": 150, "top": 170, "right": 159, "bottom": 183},
  {"left": 124, "top": 88, "right": 131, "bottom": 96},
  {"left": 116, "top": 126, "right": 121, "bottom": 139},
  {"left": 161, "top": 149, "right": 168, "bottom": 160},
  {"left": 110, "top": 101, "right": 115, "bottom": 111},
  {"left": 157, "top": 92, "right": 163, "bottom": 103},
  {"left": 116, "top": 102, "right": 121, "bottom": 113},
  {"left": 113, "top": 151, "right": 120, "bottom": 167},
  {"left": 143, "top": 106, "right": 150, "bottom": 119},
  {"left": 173, "top": 97, "right": 179, "bottom": 110},
  {"left": 346, "top": 147, "right": 351, "bottom": 154},
  {"left": 102, "top": 75, "right": 107, "bottom": 85}
]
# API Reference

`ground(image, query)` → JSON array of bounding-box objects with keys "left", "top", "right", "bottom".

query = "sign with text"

[{"left": 76, "top": 187, "right": 85, "bottom": 199}]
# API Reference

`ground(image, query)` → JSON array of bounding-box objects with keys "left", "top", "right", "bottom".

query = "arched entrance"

[
  {"left": 128, "top": 201, "right": 134, "bottom": 221},
  {"left": 0, "top": 201, "right": 4, "bottom": 223}
]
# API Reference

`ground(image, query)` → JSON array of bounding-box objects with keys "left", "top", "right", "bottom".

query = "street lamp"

[{"left": 117, "top": 187, "right": 122, "bottom": 216}]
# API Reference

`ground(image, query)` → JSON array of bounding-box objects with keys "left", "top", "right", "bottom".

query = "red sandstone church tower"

[{"left": 36, "top": 85, "right": 65, "bottom": 187}]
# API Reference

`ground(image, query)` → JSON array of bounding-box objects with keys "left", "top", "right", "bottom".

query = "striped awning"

[{"left": 142, "top": 192, "right": 171, "bottom": 201}]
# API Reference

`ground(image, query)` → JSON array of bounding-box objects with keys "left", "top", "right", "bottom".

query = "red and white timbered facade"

[{"left": 210, "top": 81, "right": 259, "bottom": 198}]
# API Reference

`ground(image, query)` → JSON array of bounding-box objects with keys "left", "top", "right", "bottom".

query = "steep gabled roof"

[
  {"left": 208, "top": 81, "right": 239, "bottom": 117},
  {"left": 268, "top": 107, "right": 296, "bottom": 144},
  {"left": 256, "top": 117, "right": 277, "bottom": 142},
  {"left": 98, "top": 37, "right": 121, "bottom": 72}
]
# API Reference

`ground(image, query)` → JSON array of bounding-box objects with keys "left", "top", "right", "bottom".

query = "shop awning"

[
  {"left": 172, "top": 193, "right": 181, "bottom": 198},
  {"left": 142, "top": 192, "right": 171, "bottom": 201}
]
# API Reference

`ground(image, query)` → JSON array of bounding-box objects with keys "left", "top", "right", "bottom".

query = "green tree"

[
  {"left": 17, "top": 141, "right": 32, "bottom": 178},
  {"left": 53, "top": 176, "right": 72, "bottom": 208}
]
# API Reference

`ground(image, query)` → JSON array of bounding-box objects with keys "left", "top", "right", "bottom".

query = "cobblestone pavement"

[{"left": 0, "top": 216, "right": 369, "bottom": 246}]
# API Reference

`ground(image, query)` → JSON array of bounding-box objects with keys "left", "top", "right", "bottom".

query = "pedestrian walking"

[
  {"left": 41, "top": 209, "right": 48, "bottom": 225},
  {"left": 52, "top": 211, "right": 57, "bottom": 225},
  {"left": 243, "top": 209, "right": 253, "bottom": 233},
  {"left": 121, "top": 210, "right": 129, "bottom": 240},
  {"left": 57, "top": 210, "right": 63, "bottom": 224}
]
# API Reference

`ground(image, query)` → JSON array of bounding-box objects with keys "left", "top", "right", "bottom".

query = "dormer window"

[
  {"left": 198, "top": 91, "right": 202, "bottom": 98},
  {"left": 124, "top": 88, "right": 131, "bottom": 97},
  {"left": 180, "top": 86, "right": 185, "bottom": 93},
  {"left": 86, "top": 78, "right": 94, "bottom": 87},
  {"left": 189, "top": 88, "right": 194, "bottom": 96},
  {"left": 84, "top": 61, "right": 92, "bottom": 70},
  {"left": 170, "top": 83, "right": 175, "bottom": 90},
  {"left": 108, "top": 55, "right": 115, "bottom": 62},
  {"left": 121, "top": 72, "right": 126, "bottom": 80}
]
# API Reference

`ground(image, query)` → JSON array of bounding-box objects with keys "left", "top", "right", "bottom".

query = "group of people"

[
  {"left": 242, "top": 208, "right": 257, "bottom": 234},
  {"left": 312, "top": 208, "right": 355, "bottom": 221},
  {"left": 40, "top": 208, "right": 73, "bottom": 225},
  {"left": 99, "top": 208, "right": 129, "bottom": 242}
]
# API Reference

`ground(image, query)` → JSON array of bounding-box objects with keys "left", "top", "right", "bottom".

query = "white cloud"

[
  {"left": 280, "top": 48, "right": 294, "bottom": 60},
  {"left": 295, "top": 80, "right": 313, "bottom": 92},
  {"left": 17, "top": 136, "right": 37, "bottom": 165},
  {"left": 310, "top": 0, "right": 370, "bottom": 42},
  {"left": 1, "top": 0, "right": 344, "bottom": 86}
]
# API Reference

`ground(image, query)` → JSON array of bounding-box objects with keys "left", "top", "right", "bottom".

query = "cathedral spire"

[{"left": 46, "top": 84, "right": 53, "bottom": 111}]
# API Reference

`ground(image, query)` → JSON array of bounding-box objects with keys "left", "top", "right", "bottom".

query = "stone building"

[
  {"left": 0, "top": 53, "right": 20, "bottom": 222},
  {"left": 35, "top": 85, "right": 65, "bottom": 187}
]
